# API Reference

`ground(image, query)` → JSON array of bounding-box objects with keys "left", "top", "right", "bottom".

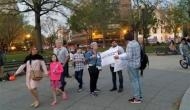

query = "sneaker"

[
  {"left": 94, "top": 89, "right": 101, "bottom": 93},
  {"left": 77, "top": 88, "right": 83, "bottom": 93},
  {"left": 110, "top": 88, "right": 117, "bottom": 92},
  {"left": 128, "top": 98, "right": 142, "bottom": 104},
  {"left": 118, "top": 88, "right": 123, "bottom": 93},
  {"left": 90, "top": 92, "right": 98, "bottom": 96}
]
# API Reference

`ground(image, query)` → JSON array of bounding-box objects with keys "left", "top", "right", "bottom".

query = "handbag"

[{"left": 30, "top": 61, "right": 43, "bottom": 81}]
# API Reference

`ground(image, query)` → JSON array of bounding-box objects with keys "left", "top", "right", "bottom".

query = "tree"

[
  {"left": 163, "top": 6, "right": 189, "bottom": 38},
  {"left": 0, "top": 14, "right": 24, "bottom": 51},
  {"left": 0, "top": 0, "right": 75, "bottom": 52},
  {"left": 126, "top": 0, "right": 162, "bottom": 46},
  {"left": 68, "top": 0, "right": 119, "bottom": 47}
]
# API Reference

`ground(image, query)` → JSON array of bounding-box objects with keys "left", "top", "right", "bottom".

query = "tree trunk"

[{"left": 35, "top": 12, "right": 43, "bottom": 53}]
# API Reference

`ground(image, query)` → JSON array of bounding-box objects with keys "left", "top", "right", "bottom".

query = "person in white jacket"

[
  {"left": 109, "top": 41, "right": 124, "bottom": 93},
  {"left": 14, "top": 47, "right": 48, "bottom": 108}
]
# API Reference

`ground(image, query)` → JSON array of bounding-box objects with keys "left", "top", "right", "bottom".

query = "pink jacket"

[{"left": 49, "top": 62, "right": 63, "bottom": 80}]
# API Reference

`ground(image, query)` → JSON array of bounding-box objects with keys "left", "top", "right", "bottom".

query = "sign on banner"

[{"left": 100, "top": 48, "right": 118, "bottom": 66}]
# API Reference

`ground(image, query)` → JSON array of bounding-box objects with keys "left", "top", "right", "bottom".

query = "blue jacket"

[{"left": 85, "top": 50, "right": 101, "bottom": 66}]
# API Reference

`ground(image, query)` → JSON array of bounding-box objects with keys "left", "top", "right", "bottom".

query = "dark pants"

[
  {"left": 75, "top": 70, "right": 83, "bottom": 89},
  {"left": 88, "top": 66, "right": 99, "bottom": 92},
  {"left": 110, "top": 66, "right": 123, "bottom": 89},
  {"left": 60, "top": 66, "right": 67, "bottom": 91},
  {"left": 64, "top": 62, "right": 70, "bottom": 77}
]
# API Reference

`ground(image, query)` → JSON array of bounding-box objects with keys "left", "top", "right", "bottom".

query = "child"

[
  {"left": 73, "top": 48, "right": 85, "bottom": 92},
  {"left": 49, "top": 54, "right": 67, "bottom": 106}
]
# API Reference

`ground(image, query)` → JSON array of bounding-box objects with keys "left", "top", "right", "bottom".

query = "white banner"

[{"left": 100, "top": 48, "right": 118, "bottom": 66}]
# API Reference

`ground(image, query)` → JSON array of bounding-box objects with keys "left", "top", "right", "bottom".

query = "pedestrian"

[
  {"left": 114, "top": 31, "right": 143, "bottom": 103},
  {"left": 0, "top": 49, "right": 4, "bottom": 81},
  {"left": 14, "top": 47, "right": 48, "bottom": 108},
  {"left": 85, "top": 42, "right": 102, "bottom": 96},
  {"left": 63, "top": 41, "right": 72, "bottom": 78},
  {"left": 73, "top": 48, "right": 85, "bottom": 92},
  {"left": 49, "top": 54, "right": 67, "bottom": 106},
  {"left": 109, "top": 41, "right": 124, "bottom": 93},
  {"left": 53, "top": 39, "right": 69, "bottom": 97}
]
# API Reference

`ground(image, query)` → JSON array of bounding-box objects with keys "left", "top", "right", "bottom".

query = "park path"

[{"left": 0, "top": 55, "right": 189, "bottom": 110}]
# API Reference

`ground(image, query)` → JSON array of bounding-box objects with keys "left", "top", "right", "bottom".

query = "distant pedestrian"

[
  {"left": 115, "top": 31, "right": 143, "bottom": 103},
  {"left": 109, "top": 41, "right": 124, "bottom": 93},
  {"left": 0, "top": 49, "right": 4, "bottom": 81},
  {"left": 14, "top": 47, "right": 48, "bottom": 108},
  {"left": 54, "top": 39, "right": 69, "bottom": 97},
  {"left": 85, "top": 42, "right": 102, "bottom": 96},
  {"left": 73, "top": 48, "right": 85, "bottom": 92},
  {"left": 48, "top": 54, "right": 67, "bottom": 106}
]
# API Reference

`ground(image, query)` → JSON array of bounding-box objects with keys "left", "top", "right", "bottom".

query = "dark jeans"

[
  {"left": 64, "top": 62, "right": 70, "bottom": 77},
  {"left": 60, "top": 65, "right": 67, "bottom": 91},
  {"left": 75, "top": 70, "right": 83, "bottom": 89},
  {"left": 110, "top": 66, "right": 123, "bottom": 89},
  {"left": 88, "top": 66, "right": 99, "bottom": 92}
]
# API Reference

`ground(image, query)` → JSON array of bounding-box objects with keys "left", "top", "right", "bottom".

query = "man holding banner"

[{"left": 109, "top": 41, "right": 124, "bottom": 93}]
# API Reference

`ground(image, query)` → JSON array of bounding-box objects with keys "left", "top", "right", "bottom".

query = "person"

[
  {"left": 0, "top": 49, "right": 4, "bottom": 81},
  {"left": 14, "top": 47, "right": 48, "bottom": 108},
  {"left": 114, "top": 31, "right": 143, "bottom": 103},
  {"left": 73, "top": 48, "right": 85, "bottom": 92},
  {"left": 49, "top": 54, "right": 67, "bottom": 106},
  {"left": 63, "top": 41, "right": 72, "bottom": 78},
  {"left": 179, "top": 38, "right": 190, "bottom": 64},
  {"left": 85, "top": 42, "right": 102, "bottom": 96},
  {"left": 168, "top": 40, "right": 177, "bottom": 53},
  {"left": 109, "top": 41, "right": 124, "bottom": 93},
  {"left": 53, "top": 39, "right": 69, "bottom": 97}
]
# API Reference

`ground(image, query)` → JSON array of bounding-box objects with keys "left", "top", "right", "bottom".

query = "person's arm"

[
  {"left": 62, "top": 48, "right": 69, "bottom": 66},
  {"left": 41, "top": 60, "right": 48, "bottom": 75},
  {"left": 179, "top": 44, "right": 184, "bottom": 56},
  {"left": 14, "top": 64, "right": 26, "bottom": 76},
  {"left": 120, "top": 46, "right": 132, "bottom": 60},
  {"left": 56, "top": 63, "right": 63, "bottom": 74}
]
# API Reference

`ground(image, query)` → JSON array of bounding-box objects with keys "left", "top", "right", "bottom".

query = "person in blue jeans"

[
  {"left": 85, "top": 42, "right": 102, "bottom": 96},
  {"left": 115, "top": 31, "right": 143, "bottom": 104},
  {"left": 73, "top": 48, "right": 85, "bottom": 92}
]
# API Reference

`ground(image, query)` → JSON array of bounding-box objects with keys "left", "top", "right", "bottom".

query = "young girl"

[{"left": 49, "top": 54, "right": 67, "bottom": 106}]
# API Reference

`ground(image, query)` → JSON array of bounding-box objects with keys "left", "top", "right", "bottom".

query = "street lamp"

[
  {"left": 123, "top": 29, "right": 127, "bottom": 35},
  {"left": 26, "top": 34, "right": 31, "bottom": 39}
]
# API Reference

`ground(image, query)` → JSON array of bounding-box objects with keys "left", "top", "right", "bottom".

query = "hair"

[
  {"left": 170, "top": 40, "right": 175, "bottom": 45},
  {"left": 124, "top": 31, "right": 134, "bottom": 41},
  {"left": 90, "top": 42, "right": 98, "bottom": 48},
  {"left": 181, "top": 38, "right": 187, "bottom": 44},
  {"left": 50, "top": 54, "right": 59, "bottom": 62}
]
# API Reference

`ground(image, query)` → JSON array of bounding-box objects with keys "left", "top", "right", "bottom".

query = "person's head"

[
  {"left": 124, "top": 31, "right": 134, "bottom": 44},
  {"left": 77, "top": 48, "right": 82, "bottom": 53},
  {"left": 51, "top": 54, "right": 59, "bottom": 62},
  {"left": 181, "top": 38, "right": 187, "bottom": 44},
  {"left": 30, "top": 47, "right": 38, "bottom": 55},
  {"left": 55, "top": 39, "right": 63, "bottom": 48},
  {"left": 111, "top": 41, "right": 117, "bottom": 47},
  {"left": 90, "top": 42, "right": 98, "bottom": 50}
]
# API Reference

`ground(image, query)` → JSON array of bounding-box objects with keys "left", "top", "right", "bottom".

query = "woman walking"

[{"left": 14, "top": 47, "right": 48, "bottom": 108}]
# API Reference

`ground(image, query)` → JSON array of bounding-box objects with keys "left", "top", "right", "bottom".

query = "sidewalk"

[{"left": 0, "top": 55, "right": 190, "bottom": 110}]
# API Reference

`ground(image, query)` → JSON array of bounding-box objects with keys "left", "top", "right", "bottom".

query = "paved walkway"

[{"left": 0, "top": 55, "right": 189, "bottom": 110}]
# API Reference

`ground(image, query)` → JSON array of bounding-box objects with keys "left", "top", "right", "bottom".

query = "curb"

[{"left": 179, "top": 87, "right": 190, "bottom": 110}]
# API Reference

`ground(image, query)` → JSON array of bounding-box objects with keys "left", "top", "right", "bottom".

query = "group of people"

[{"left": 13, "top": 31, "right": 145, "bottom": 108}]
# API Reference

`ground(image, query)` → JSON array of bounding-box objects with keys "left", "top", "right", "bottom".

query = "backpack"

[{"left": 139, "top": 47, "right": 149, "bottom": 76}]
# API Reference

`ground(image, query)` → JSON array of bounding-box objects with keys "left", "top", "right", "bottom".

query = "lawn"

[{"left": 4, "top": 44, "right": 168, "bottom": 62}]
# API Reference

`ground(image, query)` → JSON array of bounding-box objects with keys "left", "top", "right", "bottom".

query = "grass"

[
  {"left": 4, "top": 44, "right": 168, "bottom": 62},
  {"left": 4, "top": 50, "right": 53, "bottom": 62}
]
